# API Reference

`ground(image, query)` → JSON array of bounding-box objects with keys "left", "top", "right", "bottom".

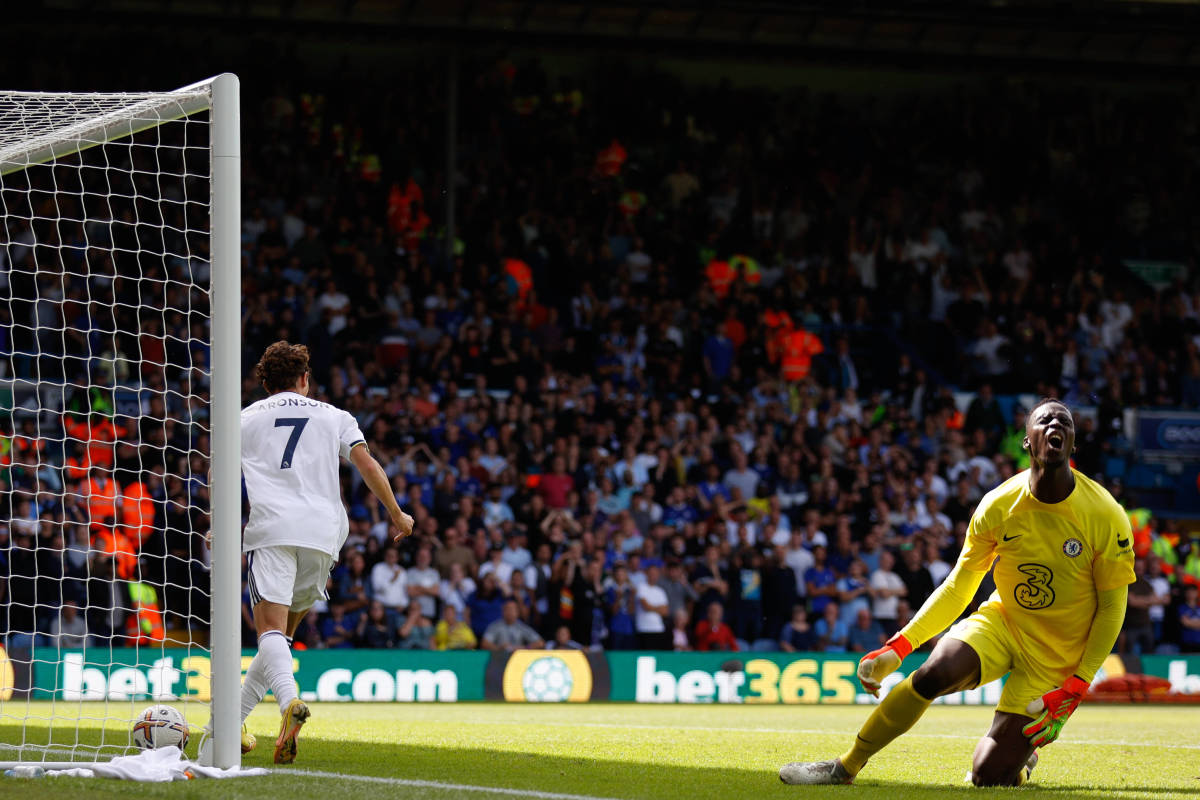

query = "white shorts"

[{"left": 246, "top": 545, "right": 334, "bottom": 612}]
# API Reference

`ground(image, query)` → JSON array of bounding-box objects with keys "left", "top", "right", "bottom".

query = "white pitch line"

[
  {"left": 276, "top": 769, "right": 623, "bottom": 800},
  {"left": 421, "top": 718, "right": 1200, "bottom": 751},
  {"left": 275, "top": 767, "right": 1200, "bottom": 800}
]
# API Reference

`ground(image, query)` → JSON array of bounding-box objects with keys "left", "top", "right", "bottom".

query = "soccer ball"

[
  {"left": 131, "top": 704, "right": 190, "bottom": 750},
  {"left": 521, "top": 656, "right": 574, "bottom": 702}
]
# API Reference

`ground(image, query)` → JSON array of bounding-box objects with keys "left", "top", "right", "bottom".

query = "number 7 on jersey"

[{"left": 274, "top": 417, "right": 309, "bottom": 469}]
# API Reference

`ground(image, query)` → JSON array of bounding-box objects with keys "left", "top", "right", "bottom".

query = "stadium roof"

[{"left": 28, "top": 0, "right": 1200, "bottom": 77}]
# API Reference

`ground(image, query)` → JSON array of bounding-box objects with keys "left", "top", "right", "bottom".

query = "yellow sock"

[{"left": 839, "top": 675, "right": 932, "bottom": 776}]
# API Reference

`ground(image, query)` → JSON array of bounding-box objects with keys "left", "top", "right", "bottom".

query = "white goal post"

[{"left": 0, "top": 75, "right": 241, "bottom": 769}]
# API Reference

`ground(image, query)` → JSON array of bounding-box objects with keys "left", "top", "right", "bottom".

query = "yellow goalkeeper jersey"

[{"left": 957, "top": 469, "right": 1135, "bottom": 676}]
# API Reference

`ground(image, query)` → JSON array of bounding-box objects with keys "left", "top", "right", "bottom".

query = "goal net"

[{"left": 0, "top": 76, "right": 241, "bottom": 768}]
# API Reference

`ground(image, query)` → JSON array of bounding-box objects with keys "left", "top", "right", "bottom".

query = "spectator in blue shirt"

[
  {"left": 404, "top": 459, "right": 437, "bottom": 510},
  {"left": 750, "top": 448, "right": 776, "bottom": 488},
  {"left": 895, "top": 502, "right": 923, "bottom": 539},
  {"left": 774, "top": 462, "right": 809, "bottom": 525},
  {"left": 1181, "top": 584, "right": 1200, "bottom": 653},
  {"left": 846, "top": 607, "right": 885, "bottom": 652},
  {"left": 335, "top": 550, "right": 373, "bottom": 615},
  {"left": 804, "top": 545, "right": 838, "bottom": 616},
  {"left": 827, "top": 522, "right": 857, "bottom": 577},
  {"left": 605, "top": 563, "right": 638, "bottom": 649},
  {"left": 702, "top": 323, "right": 735, "bottom": 385},
  {"left": 662, "top": 486, "right": 698, "bottom": 529},
  {"left": 594, "top": 340, "right": 623, "bottom": 379},
  {"left": 466, "top": 573, "right": 507, "bottom": 639},
  {"left": 440, "top": 425, "right": 470, "bottom": 463},
  {"left": 596, "top": 476, "right": 628, "bottom": 516},
  {"left": 319, "top": 601, "right": 357, "bottom": 649},
  {"left": 779, "top": 605, "right": 817, "bottom": 652},
  {"left": 453, "top": 457, "right": 483, "bottom": 499},
  {"left": 697, "top": 463, "right": 730, "bottom": 506},
  {"left": 813, "top": 601, "right": 848, "bottom": 652},
  {"left": 837, "top": 559, "right": 872, "bottom": 628},
  {"left": 483, "top": 484, "right": 515, "bottom": 528}
]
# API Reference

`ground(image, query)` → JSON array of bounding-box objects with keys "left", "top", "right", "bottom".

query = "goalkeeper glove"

[
  {"left": 857, "top": 632, "right": 914, "bottom": 697},
  {"left": 1022, "top": 676, "right": 1089, "bottom": 748}
]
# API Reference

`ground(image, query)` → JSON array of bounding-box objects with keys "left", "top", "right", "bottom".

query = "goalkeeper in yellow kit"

[{"left": 780, "top": 399, "right": 1134, "bottom": 787}]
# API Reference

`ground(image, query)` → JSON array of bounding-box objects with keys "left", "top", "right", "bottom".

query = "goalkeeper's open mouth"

[{"left": 1046, "top": 431, "right": 1065, "bottom": 451}]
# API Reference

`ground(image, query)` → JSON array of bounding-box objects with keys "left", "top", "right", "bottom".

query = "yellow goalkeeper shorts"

[{"left": 945, "top": 599, "right": 1070, "bottom": 717}]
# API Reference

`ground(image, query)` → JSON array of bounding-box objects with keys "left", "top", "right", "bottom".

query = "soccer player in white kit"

[{"left": 238, "top": 341, "right": 413, "bottom": 763}]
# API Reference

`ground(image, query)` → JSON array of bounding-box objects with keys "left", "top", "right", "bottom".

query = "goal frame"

[{"left": 0, "top": 73, "right": 241, "bottom": 770}]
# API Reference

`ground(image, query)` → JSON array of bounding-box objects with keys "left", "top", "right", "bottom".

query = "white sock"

[
  {"left": 239, "top": 650, "right": 269, "bottom": 724},
  {"left": 257, "top": 630, "right": 298, "bottom": 713}
]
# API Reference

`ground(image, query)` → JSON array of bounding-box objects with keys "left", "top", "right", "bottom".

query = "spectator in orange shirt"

[
  {"left": 64, "top": 413, "right": 125, "bottom": 471},
  {"left": 11, "top": 418, "right": 45, "bottom": 466},
  {"left": 762, "top": 307, "right": 793, "bottom": 364},
  {"left": 82, "top": 466, "right": 120, "bottom": 533},
  {"left": 120, "top": 471, "right": 156, "bottom": 546},
  {"left": 63, "top": 441, "right": 91, "bottom": 484},
  {"left": 386, "top": 176, "right": 424, "bottom": 235},
  {"left": 93, "top": 525, "right": 137, "bottom": 581},
  {"left": 780, "top": 326, "right": 824, "bottom": 383}
]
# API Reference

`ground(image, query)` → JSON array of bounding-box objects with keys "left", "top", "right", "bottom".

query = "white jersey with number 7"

[{"left": 241, "top": 390, "right": 367, "bottom": 557}]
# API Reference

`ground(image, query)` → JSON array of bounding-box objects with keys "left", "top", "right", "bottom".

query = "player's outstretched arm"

[
  {"left": 1022, "top": 585, "right": 1127, "bottom": 747},
  {"left": 858, "top": 562, "right": 986, "bottom": 696},
  {"left": 350, "top": 443, "right": 414, "bottom": 541}
]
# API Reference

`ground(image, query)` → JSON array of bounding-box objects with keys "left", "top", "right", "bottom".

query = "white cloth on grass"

[{"left": 44, "top": 746, "right": 267, "bottom": 781}]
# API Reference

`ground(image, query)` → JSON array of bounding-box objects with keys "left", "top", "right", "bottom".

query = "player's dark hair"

[
  {"left": 1026, "top": 396, "right": 1071, "bottom": 428},
  {"left": 254, "top": 341, "right": 310, "bottom": 394},
  {"left": 1029, "top": 395, "right": 1069, "bottom": 415}
]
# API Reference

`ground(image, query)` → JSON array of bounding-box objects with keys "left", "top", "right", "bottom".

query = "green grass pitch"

[{"left": 1, "top": 702, "right": 1196, "bottom": 799}]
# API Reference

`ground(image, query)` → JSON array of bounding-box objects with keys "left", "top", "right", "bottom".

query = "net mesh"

[{"left": 0, "top": 87, "right": 215, "bottom": 762}]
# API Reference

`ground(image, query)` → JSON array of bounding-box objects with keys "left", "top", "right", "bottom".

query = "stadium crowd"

[{"left": 2, "top": 57, "right": 1200, "bottom": 658}]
